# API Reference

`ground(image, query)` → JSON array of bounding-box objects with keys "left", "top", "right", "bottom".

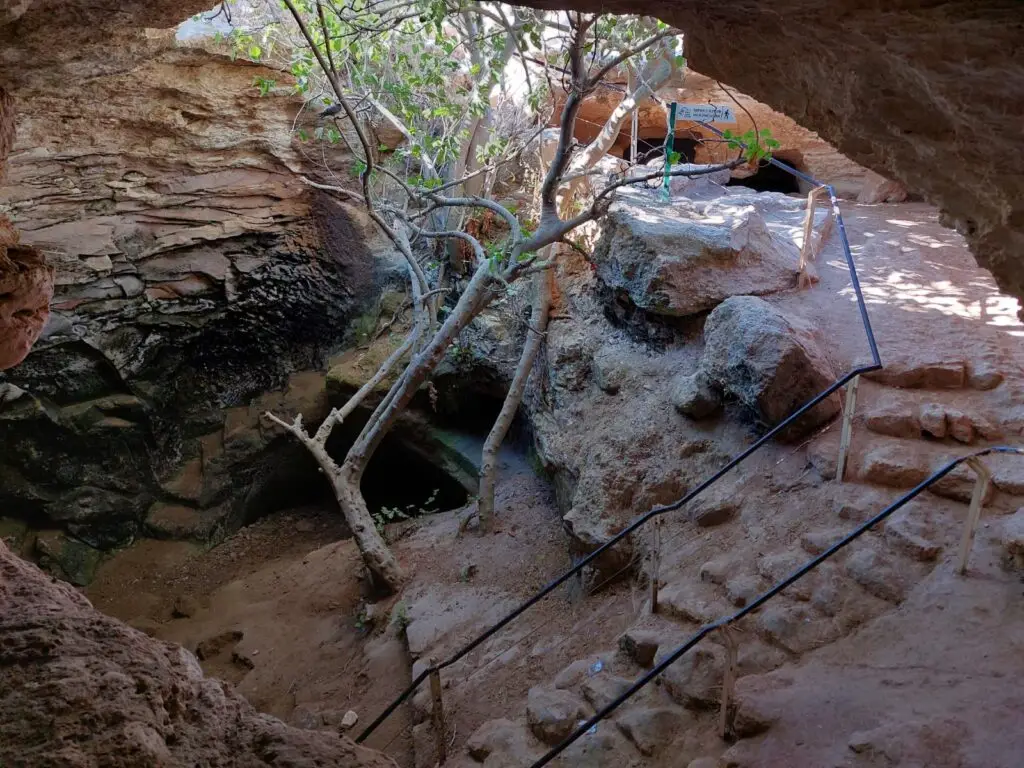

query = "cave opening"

[
  {"left": 356, "top": 426, "right": 471, "bottom": 519},
  {"left": 726, "top": 161, "right": 801, "bottom": 194},
  {"left": 625, "top": 136, "right": 699, "bottom": 166},
  {"left": 244, "top": 409, "right": 472, "bottom": 528}
]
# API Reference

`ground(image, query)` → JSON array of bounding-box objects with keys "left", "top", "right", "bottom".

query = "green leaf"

[{"left": 248, "top": 44, "right": 262, "bottom": 59}]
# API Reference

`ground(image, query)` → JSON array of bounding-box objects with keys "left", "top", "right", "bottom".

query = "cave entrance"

[
  {"left": 726, "top": 160, "right": 801, "bottom": 194},
  {"left": 244, "top": 410, "right": 472, "bottom": 528},
  {"left": 357, "top": 426, "right": 470, "bottom": 519},
  {"left": 626, "top": 136, "right": 699, "bottom": 166}
]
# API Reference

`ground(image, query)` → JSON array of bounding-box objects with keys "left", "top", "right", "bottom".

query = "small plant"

[
  {"left": 370, "top": 488, "right": 441, "bottom": 532},
  {"left": 354, "top": 606, "right": 370, "bottom": 632},
  {"left": 449, "top": 343, "right": 476, "bottom": 367},
  {"left": 252, "top": 76, "right": 276, "bottom": 97},
  {"left": 722, "top": 128, "right": 781, "bottom": 164},
  {"left": 391, "top": 600, "right": 410, "bottom": 630},
  {"left": 372, "top": 505, "right": 409, "bottom": 533}
]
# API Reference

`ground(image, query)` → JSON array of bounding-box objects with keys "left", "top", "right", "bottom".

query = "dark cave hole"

[
  {"left": 245, "top": 369, "right": 531, "bottom": 528},
  {"left": 357, "top": 427, "right": 470, "bottom": 518},
  {"left": 726, "top": 161, "right": 801, "bottom": 194},
  {"left": 625, "top": 136, "right": 698, "bottom": 166},
  {"left": 244, "top": 411, "right": 470, "bottom": 527}
]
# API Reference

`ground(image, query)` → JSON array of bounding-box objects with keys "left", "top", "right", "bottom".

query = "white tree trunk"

[{"left": 478, "top": 263, "right": 553, "bottom": 530}]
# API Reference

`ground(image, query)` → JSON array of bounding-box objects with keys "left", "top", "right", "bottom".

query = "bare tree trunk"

[
  {"left": 478, "top": 262, "right": 553, "bottom": 531},
  {"left": 343, "top": 261, "right": 497, "bottom": 479},
  {"left": 262, "top": 411, "right": 405, "bottom": 593},
  {"left": 569, "top": 56, "right": 674, "bottom": 175}
]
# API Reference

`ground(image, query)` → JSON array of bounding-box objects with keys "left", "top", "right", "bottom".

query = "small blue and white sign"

[{"left": 675, "top": 104, "right": 737, "bottom": 124}]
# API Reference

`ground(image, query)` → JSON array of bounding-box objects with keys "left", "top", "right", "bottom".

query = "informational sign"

[{"left": 674, "top": 104, "right": 737, "bottom": 124}]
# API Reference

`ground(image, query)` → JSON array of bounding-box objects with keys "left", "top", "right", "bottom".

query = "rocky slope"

[
  {"left": 0, "top": 540, "right": 397, "bottom": 768},
  {"left": 0, "top": 20, "right": 400, "bottom": 558},
  {"left": 416, "top": 187, "right": 1024, "bottom": 768}
]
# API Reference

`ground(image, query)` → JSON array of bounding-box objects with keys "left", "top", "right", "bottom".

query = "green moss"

[
  {"left": 0, "top": 517, "right": 29, "bottom": 552},
  {"left": 34, "top": 530, "right": 104, "bottom": 586}
]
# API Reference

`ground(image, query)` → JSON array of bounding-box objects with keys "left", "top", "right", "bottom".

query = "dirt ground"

[{"left": 87, "top": 444, "right": 639, "bottom": 766}]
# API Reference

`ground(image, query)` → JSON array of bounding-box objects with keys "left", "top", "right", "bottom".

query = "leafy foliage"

[
  {"left": 372, "top": 488, "right": 440, "bottom": 532},
  {"left": 722, "top": 128, "right": 781, "bottom": 164}
]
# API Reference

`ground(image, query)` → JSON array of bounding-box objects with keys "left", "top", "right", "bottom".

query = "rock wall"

[
  {"left": 522, "top": 0, "right": 1024, "bottom": 314},
  {"left": 0, "top": 84, "right": 53, "bottom": 369},
  {"left": 0, "top": 541, "right": 397, "bottom": 768},
  {"left": 0, "top": 12, "right": 393, "bottom": 555}
]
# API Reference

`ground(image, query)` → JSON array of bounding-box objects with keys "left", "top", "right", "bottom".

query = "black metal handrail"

[
  {"left": 356, "top": 139, "right": 882, "bottom": 746},
  {"left": 531, "top": 445, "right": 1024, "bottom": 766}
]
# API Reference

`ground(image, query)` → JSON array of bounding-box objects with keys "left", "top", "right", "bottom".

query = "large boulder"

[
  {"left": 0, "top": 542, "right": 397, "bottom": 768},
  {"left": 593, "top": 190, "right": 799, "bottom": 318},
  {"left": 699, "top": 296, "right": 840, "bottom": 438}
]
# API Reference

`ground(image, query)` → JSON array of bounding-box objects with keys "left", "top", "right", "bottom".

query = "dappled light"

[{"left": 836, "top": 206, "right": 1023, "bottom": 339}]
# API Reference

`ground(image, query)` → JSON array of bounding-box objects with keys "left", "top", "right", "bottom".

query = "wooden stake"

[
  {"left": 718, "top": 625, "right": 739, "bottom": 740},
  {"left": 957, "top": 458, "right": 992, "bottom": 576},
  {"left": 428, "top": 661, "right": 447, "bottom": 764},
  {"left": 836, "top": 375, "right": 860, "bottom": 482},
  {"left": 650, "top": 519, "right": 661, "bottom": 614}
]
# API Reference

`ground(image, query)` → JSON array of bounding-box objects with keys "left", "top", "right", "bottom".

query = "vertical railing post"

[
  {"left": 957, "top": 458, "right": 992, "bottom": 576},
  {"left": 429, "top": 661, "right": 447, "bottom": 764},
  {"left": 718, "top": 625, "right": 739, "bottom": 740},
  {"left": 650, "top": 518, "right": 661, "bottom": 614},
  {"left": 836, "top": 375, "right": 860, "bottom": 482}
]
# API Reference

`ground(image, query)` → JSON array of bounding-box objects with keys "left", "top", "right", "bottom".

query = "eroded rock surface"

[
  {"left": 699, "top": 295, "right": 840, "bottom": 438},
  {"left": 0, "top": 31, "right": 397, "bottom": 550},
  {"left": 522, "top": 0, "right": 1024, "bottom": 316},
  {"left": 0, "top": 541, "right": 397, "bottom": 768},
  {"left": 593, "top": 190, "right": 799, "bottom": 317},
  {"left": 0, "top": 84, "right": 53, "bottom": 369}
]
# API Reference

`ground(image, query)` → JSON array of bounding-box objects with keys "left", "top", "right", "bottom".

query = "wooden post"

[
  {"left": 650, "top": 519, "right": 661, "bottom": 614},
  {"left": 428, "top": 661, "right": 447, "bottom": 764},
  {"left": 718, "top": 625, "right": 739, "bottom": 740},
  {"left": 630, "top": 108, "right": 638, "bottom": 169},
  {"left": 957, "top": 458, "right": 992, "bottom": 576},
  {"left": 836, "top": 375, "right": 860, "bottom": 482}
]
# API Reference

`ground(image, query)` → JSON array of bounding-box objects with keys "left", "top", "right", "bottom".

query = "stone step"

[{"left": 860, "top": 391, "right": 1004, "bottom": 445}]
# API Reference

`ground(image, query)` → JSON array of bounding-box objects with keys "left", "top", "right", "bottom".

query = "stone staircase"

[{"left": 436, "top": 366, "right": 1024, "bottom": 768}]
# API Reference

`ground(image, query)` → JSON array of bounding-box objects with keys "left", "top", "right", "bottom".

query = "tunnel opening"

[
  {"left": 625, "top": 135, "right": 699, "bottom": 166},
  {"left": 242, "top": 407, "right": 472, "bottom": 529},
  {"left": 242, "top": 361, "right": 538, "bottom": 530},
  {"left": 726, "top": 161, "right": 801, "bottom": 194}
]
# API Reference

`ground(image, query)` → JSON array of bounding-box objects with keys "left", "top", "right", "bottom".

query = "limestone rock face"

[
  {"left": 0, "top": 541, "right": 397, "bottom": 768},
  {"left": 1, "top": 85, "right": 54, "bottom": 370},
  {"left": 0, "top": 27, "right": 394, "bottom": 549},
  {"left": 699, "top": 296, "right": 840, "bottom": 438},
  {"left": 593, "top": 190, "right": 798, "bottom": 317}
]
